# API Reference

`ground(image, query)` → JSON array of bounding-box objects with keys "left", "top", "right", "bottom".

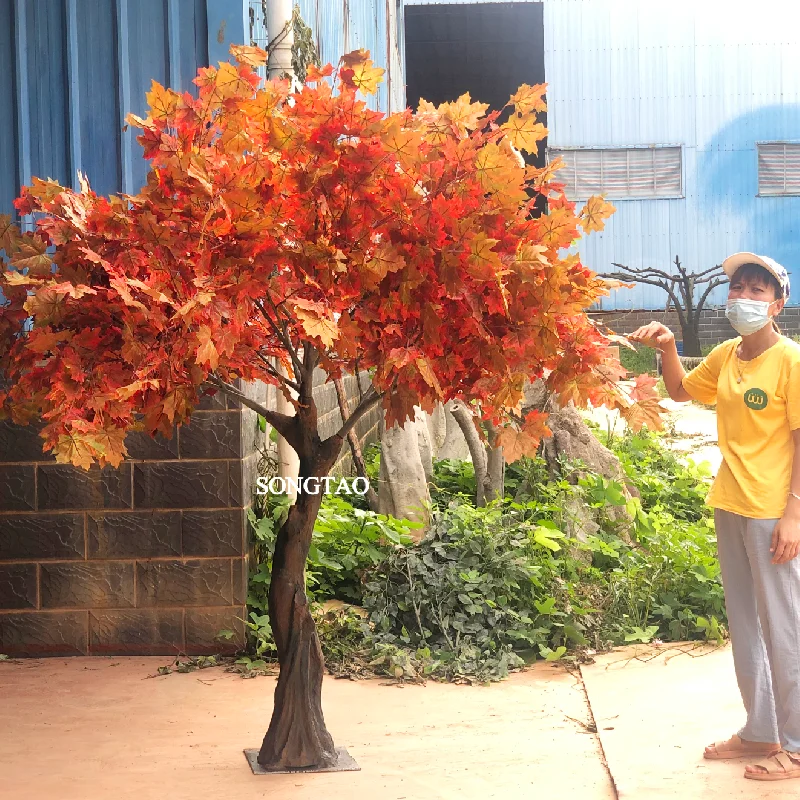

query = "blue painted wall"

[
  {"left": 1, "top": 0, "right": 403, "bottom": 221},
  {"left": 543, "top": 0, "right": 800, "bottom": 310},
  {"left": 1, "top": 0, "right": 211, "bottom": 216}
]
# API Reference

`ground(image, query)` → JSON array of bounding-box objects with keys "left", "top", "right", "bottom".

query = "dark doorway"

[{"left": 404, "top": 2, "right": 545, "bottom": 163}]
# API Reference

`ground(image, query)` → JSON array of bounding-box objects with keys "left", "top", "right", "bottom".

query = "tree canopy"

[{"left": 0, "top": 46, "right": 661, "bottom": 471}]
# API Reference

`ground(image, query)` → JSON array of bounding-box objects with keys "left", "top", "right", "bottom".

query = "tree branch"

[
  {"left": 254, "top": 351, "right": 301, "bottom": 393},
  {"left": 330, "top": 385, "right": 382, "bottom": 443},
  {"left": 697, "top": 277, "right": 728, "bottom": 314},
  {"left": 254, "top": 297, "right": 304, "bottom": 380},
  {"left": 608, "top": 263, "right": 676, "bottom": 283},
  {"left": 449, "top": 400, "right": 491, "bottom": 506},
  {"left": 692, "top": 264, "right": 726, "bottom": 281},
  {"left": 202, "top": 376, "right": 298, "bottom": 445},
  {"left": 333, "top": 375, "right": 379, "bottom": 511}
]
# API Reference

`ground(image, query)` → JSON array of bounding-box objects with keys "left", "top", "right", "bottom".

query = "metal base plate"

[{"left": 244, "top": 747, "right": 360, "bottom": 774}]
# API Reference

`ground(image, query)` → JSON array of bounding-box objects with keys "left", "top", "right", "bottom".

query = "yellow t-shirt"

[{"left": 681, "top": 336, "right": 800, "bottom": 519}]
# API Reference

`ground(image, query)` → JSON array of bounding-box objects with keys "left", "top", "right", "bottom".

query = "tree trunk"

[
  {"left": 484, "top": 420, "right": 505, "bottom": 502},
  {"left": 258, "top": 381, "right": 342, "bottom": 770},
  {"left": 680, "top": 325, "right": 703, "bottom": 357},
  {"left": 449, "top": 401, "right": 504, "bottom": 506},
  {"left": 437, "top": 400, "right": 471, "bottom": 461},
  {"left": 377, "top": 409, "right": 430, "bottom": 540},
  {"left": 258, "top": 480, "right": 339, "bottom": 769}
]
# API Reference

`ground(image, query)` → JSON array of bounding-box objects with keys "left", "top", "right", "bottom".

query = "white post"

[
  {"left": 264, "top": 1, "right": 298, "bottom": 501},
  {"left": 275, "top": 357, "right": 300, "bottom": 504},
  {"left": 265, "top": 0, "right": 294, "bottom": 82}
]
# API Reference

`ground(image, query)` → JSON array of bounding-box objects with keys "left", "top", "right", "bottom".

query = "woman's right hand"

[{"left": 628, "top": 322, "right": 676, "bottom": 351}]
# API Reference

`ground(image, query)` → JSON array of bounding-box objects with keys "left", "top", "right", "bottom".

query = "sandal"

[
  {"left": 704, "top": 734, "right": 780, "bottom": 760},
  {"left": 745, "top": 750, "right": 800, "bottom": 781}
]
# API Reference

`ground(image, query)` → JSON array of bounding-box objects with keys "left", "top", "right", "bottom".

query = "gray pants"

[{"left": 716, "top": 509, "right": 800, "bottom": 752}]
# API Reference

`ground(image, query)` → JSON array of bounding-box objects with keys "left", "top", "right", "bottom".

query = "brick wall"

[
  {"left": 592, "top": 307, "right": 800, "bottom": 349},
  {"left": 0, "top": 371, "right": 378, "bottom": 657}
]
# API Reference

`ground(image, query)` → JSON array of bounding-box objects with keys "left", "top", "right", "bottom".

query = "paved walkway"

[
  {"left": 582, "top": 643, "right": 799, "bottom": 799},
  {"left": 0, "top": 656, "right": 614, "bottom": 800},
  {"left": 3, "top": 645, "right": 798, "bottom": 799}
]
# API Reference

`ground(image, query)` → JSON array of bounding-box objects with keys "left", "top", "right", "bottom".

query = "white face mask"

[{"left": 725, "top": 298, "right": 774, "bottom": 336}]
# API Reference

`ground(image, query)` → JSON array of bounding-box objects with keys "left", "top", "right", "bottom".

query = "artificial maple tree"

[{"left": 0, "top": 45, "right": 665, "bottom": 770}]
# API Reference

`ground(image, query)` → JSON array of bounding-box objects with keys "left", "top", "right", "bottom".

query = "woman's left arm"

[{"left": 771, "top": 428, "right": 800, "bottom": 564}]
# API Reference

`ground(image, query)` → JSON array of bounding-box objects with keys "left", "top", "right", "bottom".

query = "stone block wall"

[
  {"left": 593, "top": 307, "right": 800, "bottom": 350},
  {"left": 0, "top": 371, "right": 377, "bottom": 657}
]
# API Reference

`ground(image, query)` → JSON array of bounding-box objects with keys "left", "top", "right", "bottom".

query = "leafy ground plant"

[{"left": 239, "top": 425, "right": 724, "bottom": 681}]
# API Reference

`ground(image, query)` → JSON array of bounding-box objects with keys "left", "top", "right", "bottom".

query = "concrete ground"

[
  {"left": 0, "top": 657, "right": 614, "bottom": 800},
  {"left": 582, "top": 643, "right": 799, "bottom": 799},
  {"left": 4, "top": 644, "right": 800, "bottom": 799}
]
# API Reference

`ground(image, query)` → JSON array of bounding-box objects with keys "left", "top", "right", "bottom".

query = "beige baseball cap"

[{"left": 721, "top": 252, "right": 790, "bottom": 299}]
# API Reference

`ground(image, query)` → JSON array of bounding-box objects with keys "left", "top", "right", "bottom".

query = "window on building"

[
  {"left": 757, "top": 143, "right": 800, "bottom": 196},
  {"left": 546, "top": 146, "right": 683, "bottom": 201}
]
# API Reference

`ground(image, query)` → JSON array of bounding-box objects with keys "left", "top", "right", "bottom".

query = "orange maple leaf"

[
  {"left": 54, "top": 432, "right": 97, "bottom": 470},
  {"left": 230, "top": 44, "right": 268, "bottom": 68},
  {"left": 365, "top": 242, "right": 406, "bottom": 280},
  {"left": 146, "top": 80, "right": 179, "bottom": 121},
  {"left": 579, "top": 195, "right": 616, "bottom": 233},
  {"left": 509, "top": 83, "right": 548, "bottom": 114},
  {"left": 467, "top": 233, "right": 502, "bottom": 281},
  {"left": 622, "top": 397, "right": 667, "bottom": 432},
  {"left": 196, "top": 325, "right": 220, "bottom": 370},
  {"left": 340, "top": 50, "right": 384, "bottom": 95},
  {"left": 501, "top": 112, "right": 547, "bottom": 154},
  {"left": 495, "top": 410, "right": 552, "bottom": 463},
  {"left": 629, "top": 373, "right": 659, "bottom": 402},
  {"left": 291, "top": 300, "right": 339, "bottom": 348},
  {"left": 306, "top": 64, "right": 334, "bottom": 82}
]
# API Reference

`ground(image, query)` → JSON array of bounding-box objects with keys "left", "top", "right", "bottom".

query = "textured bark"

[
  {"left": 257, "top": 345, "right": 345, "bottom": 771},
  {"left": 414, "top": 406, "right": 435, "bottom": 483},
  {"left": 377, "top": 409, "right": 430, "bottom": 539},
  {"left": 484, "top": 420, "right": 505, "bottom": 503},
  {"left": 425, "top": 403, "right": 447, "bottom": 459},
  {"left": 437, "top": 400, "right": 471, "bottom": 461},
  {"left": 258, "top": 559, "right": 335, "bottom": 769},
  {"left": 449, "top": 401, "right": 504, "bottom": 506},
  {"left": 521, "top": 380, "right": 637, "bottom": 542}
]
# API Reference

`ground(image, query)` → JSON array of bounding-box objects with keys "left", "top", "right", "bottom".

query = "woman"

[{"left": 629, "top": 252, "right": 800, "bottom": 781}]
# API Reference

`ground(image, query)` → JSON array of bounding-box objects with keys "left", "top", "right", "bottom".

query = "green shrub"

[
  {"left": 620, "top": 345, "right": 656, "bottom": 375},
  {"left": 243, "top": 423, "right": 724, "bottom": 681},
  {"left": 606, "top": 427, "right": 711, "bottom": 521},
  {"left": 430, "top": 458, "right": 477, "bottom": 507},
  {"left": 362, "top": 500, "right": 578, "bottom": 682}
]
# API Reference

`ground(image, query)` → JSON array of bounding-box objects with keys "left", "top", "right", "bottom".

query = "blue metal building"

[
  {"left": 0, "top": 0, "right": 405, "bottom": 219},
  {"left": 406, "top": 0, "right": 800, "bottom": 310}
]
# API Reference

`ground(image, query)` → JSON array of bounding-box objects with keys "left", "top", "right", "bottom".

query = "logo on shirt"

[{"left": 744, "top": 388, "right": 769, "bottom": 410}]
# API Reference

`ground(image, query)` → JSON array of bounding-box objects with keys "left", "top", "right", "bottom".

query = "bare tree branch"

[
  {"left": 697, "top": 277, "right": 728, "bottom": 314},
  {"left": 600, "top": 256, "right": 728, "bottom": 356},
  {"left": 333, "top": 375, "right": 379, "bottom": 511},
  {"left": 202, "top": 376, "right": 298, "bottom": 444},
  {"left": 254, "top": 351, "right": 301, "bottom": 393},
  {"left": 329, "top": 385, "right": 382, "bottom": 443},
  {"left": 254, "top": 296, "right": 305, "bottom": 379}
]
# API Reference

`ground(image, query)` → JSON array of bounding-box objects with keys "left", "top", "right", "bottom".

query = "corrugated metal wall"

[
  {"left": 250, "top": 0, "right": 405, "bottom": 113},
  {"left": 408, "top": 0, "right": 800, "bottom": 309},
  {"left": 1, "top": 0, "right": 405, "bottom": 222},
  {"left": 1, "top": 0, "right": 209, "bottom": 216},
  {"left": 546, "top": 0, "right": 800, "bottom": 309}
]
